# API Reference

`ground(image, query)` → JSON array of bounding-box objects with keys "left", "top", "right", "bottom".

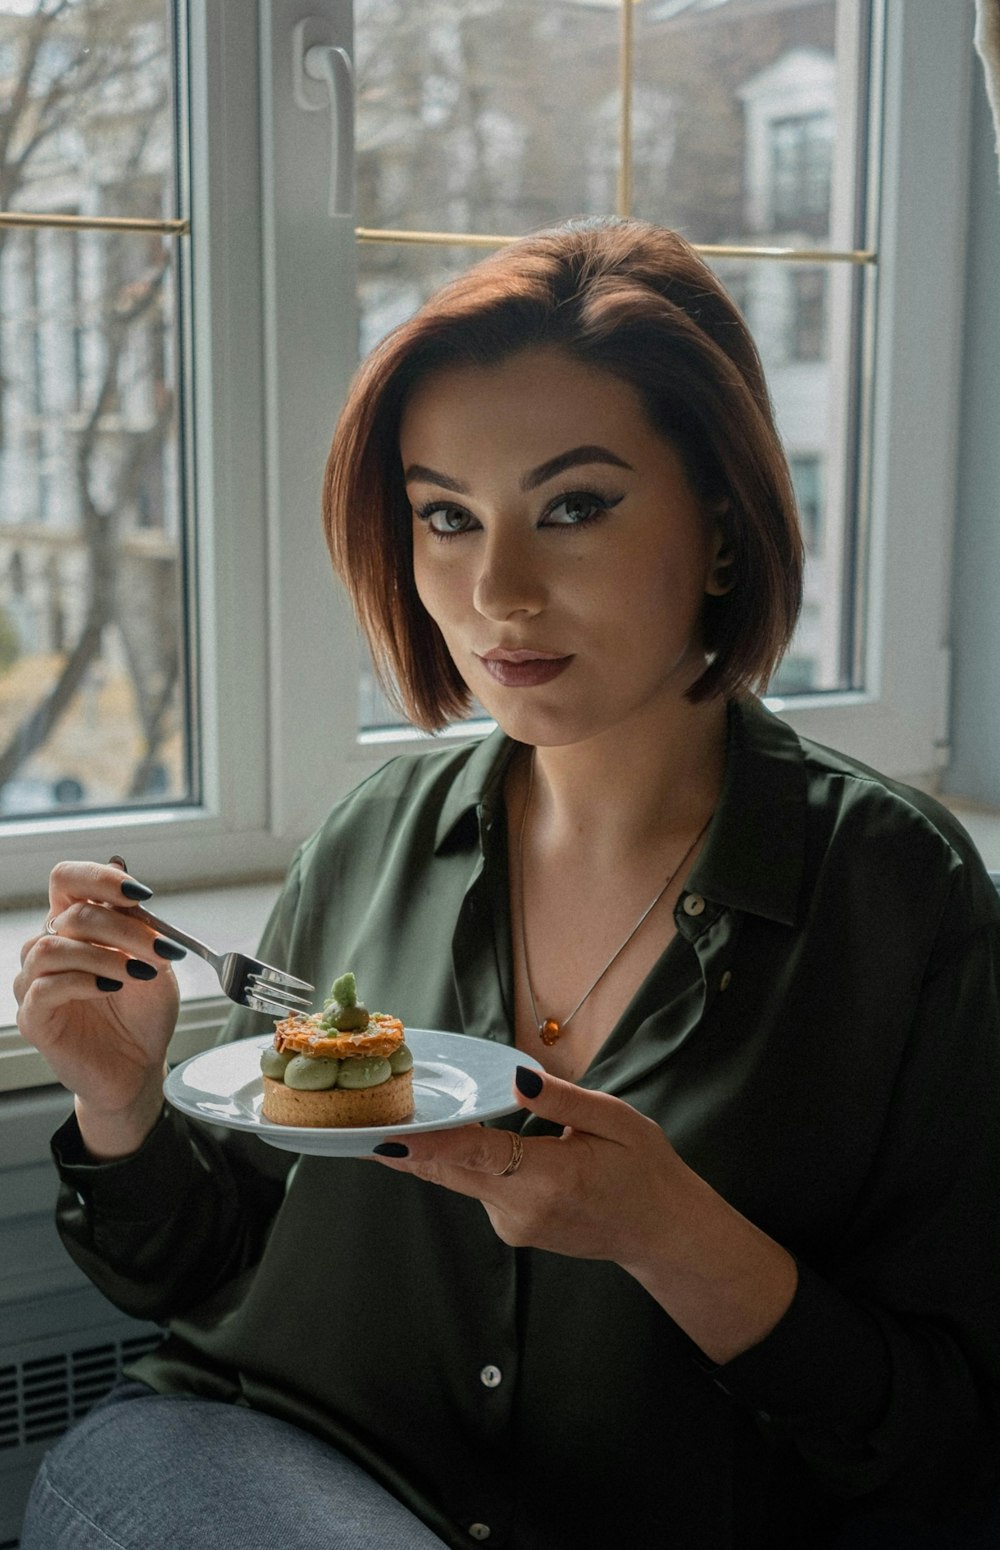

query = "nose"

[{"left": 473, "top": 529, "right": 546, "bottom": 621}]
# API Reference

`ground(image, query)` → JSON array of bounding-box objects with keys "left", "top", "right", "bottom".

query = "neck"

[{"left": 524, "top": 695, "right": 729, "bottom": 854}]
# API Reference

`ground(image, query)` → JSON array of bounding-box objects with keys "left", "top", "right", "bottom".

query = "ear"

[{"left": 704, "top": 525, "right": 736, "bottom": 597}]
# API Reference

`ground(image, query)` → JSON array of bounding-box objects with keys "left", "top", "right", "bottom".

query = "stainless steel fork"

[{"left": 130, "top": 904, "right": 315, "bottom": 1018}]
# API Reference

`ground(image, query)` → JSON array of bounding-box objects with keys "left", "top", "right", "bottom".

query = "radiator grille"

[{"left": 0, "top": 1332, "right": 161, "bottom": 1451}]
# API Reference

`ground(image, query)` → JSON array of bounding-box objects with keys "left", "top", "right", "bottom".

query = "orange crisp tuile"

[{"left": 273, "top": 1012, "right": 404, "bottom": 1062}]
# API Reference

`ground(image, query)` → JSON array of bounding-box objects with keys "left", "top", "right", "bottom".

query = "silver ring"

[
  {"left": 494, "top": 1131, "right": 524, "bottom": 1177},
  {"left": 44, "top": 916, "right": 59, "bottom": 936}
]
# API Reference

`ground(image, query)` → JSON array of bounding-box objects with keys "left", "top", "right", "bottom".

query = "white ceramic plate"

[{"left": 163, "top": 1029, "right": 540, "bottom": 1157}]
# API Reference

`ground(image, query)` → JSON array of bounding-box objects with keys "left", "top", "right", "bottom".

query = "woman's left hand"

[
  {"left": 372, "top": 1066, "right": 687, "bottom": 1265},
  {"left": 373, "top": 1065, "right": 798, "bottom": 1363}
]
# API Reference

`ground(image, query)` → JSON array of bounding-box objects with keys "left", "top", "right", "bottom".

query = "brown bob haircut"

[{"left": 324, "top": 217, "right": 803, "bottom": 731}]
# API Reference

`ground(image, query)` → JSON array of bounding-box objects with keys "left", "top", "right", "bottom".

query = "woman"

[{"left": 15, "top": 219, "right": 1000, "bottom": 1549}]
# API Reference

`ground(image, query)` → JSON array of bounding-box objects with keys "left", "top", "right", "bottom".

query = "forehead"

[{"left": 399, "top": 345, "right": 654, "bottom": 460}]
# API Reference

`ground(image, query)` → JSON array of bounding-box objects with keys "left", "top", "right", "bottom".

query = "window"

[
  {"left": 0, "top": 0, "right": 981, "bottom": 903},
  {"left": 788, "top": 455, "right": 824, "bottom": 554},
  {"left": 788, "top": 269, "right": 827, "bottom": 361},
  {"left": 769, "top": 112, "right": 833, "bottom": 233}
]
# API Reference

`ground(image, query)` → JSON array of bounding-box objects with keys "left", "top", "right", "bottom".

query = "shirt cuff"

[
  {"left": 705, "top": 1260, "right": 891, "bottom": 1434},
  {"left": 52, "top": 1104, "right": 202, "bottom": 1223}
]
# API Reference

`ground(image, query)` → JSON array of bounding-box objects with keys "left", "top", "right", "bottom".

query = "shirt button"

[
  {"left": 479, "top": 1364, "right": 502, "bottom": 1388},
  {"left": 468, "top": 1525, "right": 491, "bottom": 1541},
  {"left": 720, "top": 970, "right": 732, "bottom": 991},
  {"left": 683, "top": 893, "right": 706, "bottom": 917}
]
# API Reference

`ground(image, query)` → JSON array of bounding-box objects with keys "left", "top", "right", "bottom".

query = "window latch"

[{"left": 292, "top": 19, "right": 355, "bottom": 217}]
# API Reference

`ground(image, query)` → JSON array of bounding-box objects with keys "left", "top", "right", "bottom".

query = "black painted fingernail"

[
  {"left": 515, "top": 1065, "right": 543, "bottom": 1098},
  {"left": 372, "top": 1142, "right": 409, "bottom": 1158},
  {"left": 120, "top": 879, "right": 153, "bottom": 901},
  {"left": 95, "top": 975, "right": 123, "bottom": 992},
  {"left": 153, "top": 938, "right": 187, "bottom": 961},
  {"left": 125, "top": 959, "right": 158, "bottom": 981},
  {"left": 108, "top": 854, "right": 126, "bottom": 870}
]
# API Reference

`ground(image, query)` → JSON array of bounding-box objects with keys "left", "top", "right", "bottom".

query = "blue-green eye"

[
  {"left": 416, "top": 502, "right": 477, "bottom": 536},
  {"left": 543, "top": 491, "right": 621, "bottom": 526}
]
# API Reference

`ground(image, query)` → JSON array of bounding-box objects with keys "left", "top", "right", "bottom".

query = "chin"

[{"left": 482, "top": 697, "right": 616, "bottom": 750}]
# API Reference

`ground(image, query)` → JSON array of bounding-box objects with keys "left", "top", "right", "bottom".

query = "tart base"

[{"left": 261, "top": 1070, "right": 414, "bottom": 1129}]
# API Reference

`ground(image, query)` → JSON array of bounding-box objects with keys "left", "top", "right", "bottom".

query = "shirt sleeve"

[
  {"left": 49, "top": 856, "right": 305, "bottom": 1323},
  {"left": 713, "top": 892, "right": 1000, "bottom": 1517},
  {"left": 51, "top": 1102, "right": 292, "bottom": 1321}
]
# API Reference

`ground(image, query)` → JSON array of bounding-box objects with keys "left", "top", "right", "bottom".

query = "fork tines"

[
  {"left": 253, "top": 965, "right": 314, "bottom": 991},
  {"left": 246, "top": 971, "right": 314, "bottom": 1020}
]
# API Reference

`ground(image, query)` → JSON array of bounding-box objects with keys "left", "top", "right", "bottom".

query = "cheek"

[
  {"left": 412, "top": 547, "right": 464, "bottom": 633},
  {"left": 610, "top": 549, "right": 709, "bottom": 646}
]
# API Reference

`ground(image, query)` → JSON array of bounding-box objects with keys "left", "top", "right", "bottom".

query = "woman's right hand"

[{"left": 14, "top": 859, "right": 182, "bottom": 1159}]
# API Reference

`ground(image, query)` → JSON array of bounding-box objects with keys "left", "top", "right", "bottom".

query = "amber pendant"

[{"left": 538, "top": 1018, "right": 562, "bottom": 1046}]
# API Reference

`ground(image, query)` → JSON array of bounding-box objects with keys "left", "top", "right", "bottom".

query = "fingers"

[
  {"left": 373, "top": 1123, "right": 512, "bottom": 1174},
  {"left": 15, "top": 962, "right": 128, "bottom": 1024},
  {"left": 41, "top": 858, "right": 170, "bottom": 970},
  {"left": 43, "top": 897, "right": 162, "bottom": 964},
  {"left": 16, "top": 930, "right": 150, "bottom": 1006},
  {"left": 371, "top": 1068, "right": 645, "bottom": 1179},
  {"left": 511, "top": 1064, "right": 651, "bottom": 1145},
  {"left": 48, "top": 858, "right": 153, "bottom": 919}
]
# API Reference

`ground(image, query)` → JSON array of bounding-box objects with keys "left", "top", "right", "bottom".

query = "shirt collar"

[
  {"left": 433, "top": 725, "right": 520, "bottom": 854},
  {"left": 432, "top": 699, "right": 807, "bottom": 926},
  {"left": 689, "top": 697, "right": 806, "bottom": 926}
]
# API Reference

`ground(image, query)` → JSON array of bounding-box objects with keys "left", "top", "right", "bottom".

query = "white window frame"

[{"left": 0, "top": 0, "right": 977, "bottom": 909}]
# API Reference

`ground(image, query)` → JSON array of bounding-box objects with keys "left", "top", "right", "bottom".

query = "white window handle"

[{"left": 292, "top": 19, "right": 355, "bottom": 217}]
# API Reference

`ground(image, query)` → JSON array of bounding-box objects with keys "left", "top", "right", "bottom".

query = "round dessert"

[{"left": 260, "top": 972, "right": 414, "bottom": 1128}]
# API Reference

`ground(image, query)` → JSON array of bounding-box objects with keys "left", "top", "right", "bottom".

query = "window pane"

[
  {"left": 0, "top": 0, "right": 191, "bottom": 818},
  {"left": 354, "top": 0, "right": 619, "bottom": 237},
  {"left": 712, "top": 248, "right": 855, "bottom": 698},
  {"left": 630, "top": 0, "right": 862, "bottom": 701},
  {"left": 630, "top": 0, "right": 847, "bottom": 248}
]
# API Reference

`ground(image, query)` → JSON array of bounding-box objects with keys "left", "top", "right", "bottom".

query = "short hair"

[{"left": 323, "top": 217, "right": 803, "bottom": 730}]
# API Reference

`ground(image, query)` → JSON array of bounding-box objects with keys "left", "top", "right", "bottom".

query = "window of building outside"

[
  {"left": 0, "top": 0, "right": 984, "bottom": 917},
  {"left": 789, "top": 269, "right": 828, "bottom": 361},
  {"left": 788, "top": 454, "right": 823, "bottom": 553},
  {"left": 769, "top": 111, "right": 834, "bottom": 233}
]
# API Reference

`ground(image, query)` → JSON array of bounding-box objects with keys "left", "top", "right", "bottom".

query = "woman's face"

[{"left": 401, "top": 345, "right": 729, "bottom": 749}]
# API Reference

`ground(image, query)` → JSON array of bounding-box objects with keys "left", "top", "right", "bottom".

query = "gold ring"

[
  {"left": 44, "top": 916, "right": 59, "bottom": 936},
  {"left": 494, "top": 1131, "right": 524, "bottom": 1177}
]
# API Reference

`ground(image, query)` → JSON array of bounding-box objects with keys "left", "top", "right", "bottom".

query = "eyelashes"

[{"left": 413, "top": 488, "right": 624, "bottom": 540}]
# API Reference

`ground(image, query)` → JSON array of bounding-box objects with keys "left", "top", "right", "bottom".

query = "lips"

[{"left": 477, "top": 648, "right": 573, "bottom": 688}]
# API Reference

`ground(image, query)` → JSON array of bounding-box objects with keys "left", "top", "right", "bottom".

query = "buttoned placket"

[
  {"left": 675, "top": 893, "right": 742, "bottom": 1025},
  {"left": 442, "top": 800, "right": 520, "bottom": 1543}
]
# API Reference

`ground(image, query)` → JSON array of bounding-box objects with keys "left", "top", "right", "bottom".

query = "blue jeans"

[{"left": 21, "top": 1380, "right": 450, "bottom": 1549}]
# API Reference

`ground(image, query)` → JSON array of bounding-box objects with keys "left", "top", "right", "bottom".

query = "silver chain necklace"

[{"left": 517, "top": 751, "right": 712, "bottom": 1046}]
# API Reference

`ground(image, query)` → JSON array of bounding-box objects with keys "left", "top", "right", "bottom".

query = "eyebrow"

[{"left": 403, "top": 444, "right": 634, "bottom": 495}]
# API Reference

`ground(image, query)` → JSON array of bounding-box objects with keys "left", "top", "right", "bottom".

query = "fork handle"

[{"left": 128, "top": 904, "right": 221, "bottom": 970}]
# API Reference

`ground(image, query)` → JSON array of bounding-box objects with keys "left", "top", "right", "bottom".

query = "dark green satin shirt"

[{"left": 52, "top": 700, "right": 1000, "bottom": 1548}]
